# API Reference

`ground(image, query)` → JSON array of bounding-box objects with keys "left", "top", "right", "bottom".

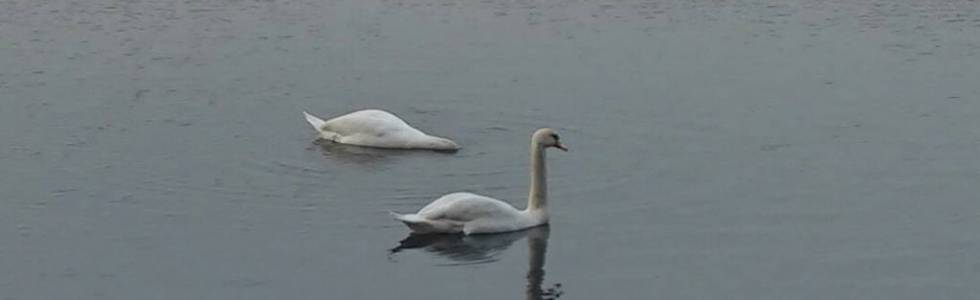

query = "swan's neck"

[{"left": 527, "top": 142, "right": 547, "bottom": 211}]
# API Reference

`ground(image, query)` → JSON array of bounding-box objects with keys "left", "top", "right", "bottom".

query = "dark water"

[{"left": 2, "top": 0, "right": 980, "bottom": 299}]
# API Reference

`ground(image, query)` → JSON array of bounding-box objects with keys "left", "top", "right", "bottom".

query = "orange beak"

[{"left": 553, "top": 142, "right": 568, "bottom": 152}]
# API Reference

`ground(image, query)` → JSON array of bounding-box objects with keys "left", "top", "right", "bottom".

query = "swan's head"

[
  {"left": 533, "top": 128, "right": 568, "bottom": 152},
  {"left": 424, "top": 136, "right": 461, "bottom": 152}
]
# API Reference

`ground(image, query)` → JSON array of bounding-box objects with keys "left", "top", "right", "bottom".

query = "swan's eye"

[{"left": 551, "top": 133, "right": 559, "bottom": 140}]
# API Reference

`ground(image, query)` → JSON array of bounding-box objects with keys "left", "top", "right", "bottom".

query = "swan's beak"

[{"left": 553, "top": 142, "right": 568, "bottom": 152}]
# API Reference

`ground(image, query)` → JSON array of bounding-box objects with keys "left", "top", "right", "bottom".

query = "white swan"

[
  {"left": 391, "top": 128, "right": 567, "bottom": 235},
  {"left": 303, "top": 109, "right": 460, "bottom": 151}
]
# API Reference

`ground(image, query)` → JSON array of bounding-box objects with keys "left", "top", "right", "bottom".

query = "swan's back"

[
  {"left": 418, "top": 192, "right": 521, "bottom": 221},
  {"left": 323, "top": 109, "right": 421, "bottom": 137},
  {"left": 395, "top": 192, "right": 532, "bottom": 234},
  {"left": 305, "top": 109, "right": 459, "bottom": 150}
]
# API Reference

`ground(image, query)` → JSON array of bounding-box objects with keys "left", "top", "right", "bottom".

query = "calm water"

[{"left": 2, "top": 0, "right": 980, "bottom": 299}]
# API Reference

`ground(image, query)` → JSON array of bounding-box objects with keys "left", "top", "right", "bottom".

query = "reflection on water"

[
  {"left": 523, "top": 227, "right": 563, "bottom": 300},
  {"left": 390, "top": 226, "right": 563, "bottom": 299},
  {"left": 313, "top": 140, "right": 396, "bottom": 167},
  {"left": 389, "top": 229, "right": 530, "bottom": 265}
]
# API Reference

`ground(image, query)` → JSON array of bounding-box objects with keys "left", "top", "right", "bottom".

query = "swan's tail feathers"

[
  {"left": 303, "top": 111, "right": 327, "bottom": 131},
  {"left": 390, "top": 212, "right": 439, "bottom": 234},
  {"left": 390, "top": 211, "right": 425, "bottom": 223}
]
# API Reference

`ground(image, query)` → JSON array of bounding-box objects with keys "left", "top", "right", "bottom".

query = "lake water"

[{"left": 2, "top": 0, "right": 980, "bottom": 299}]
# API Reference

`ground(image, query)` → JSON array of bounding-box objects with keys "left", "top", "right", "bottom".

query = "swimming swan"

[
  {"left": 391, "top": 128, "right": 567, "bottom": 234},
  {"left": 303, "top": 109, "right": 460, "bottom": 151}
]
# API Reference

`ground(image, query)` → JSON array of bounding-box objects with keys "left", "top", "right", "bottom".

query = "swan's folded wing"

[
  {"left": 418, "top": 192, "right": 520, "bottom": 222},
  {"left": 323, "top": 110, "right": 416, "bottom": 136}
]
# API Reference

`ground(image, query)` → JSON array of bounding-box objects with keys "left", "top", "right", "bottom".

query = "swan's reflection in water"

[
  {"left": 389, "top": 226, "right": 563, "bottom": 299},
  {"left": 313, "top": 140, "right": 397, "bottom": 167},
  {"left": 390, "top": 230, "right": 527, "bottom": 265}
]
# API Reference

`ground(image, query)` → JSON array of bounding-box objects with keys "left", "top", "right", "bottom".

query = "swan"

[
  {"left": 391, "top": 128, "right": 567, "bottom": 235},
  {"left": 303, "top": 109, "right": 460, "bottom": 151}
]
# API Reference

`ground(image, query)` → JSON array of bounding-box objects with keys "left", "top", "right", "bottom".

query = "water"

[{"left": 2, "top": 0, "right": 979, "bottom": 299}]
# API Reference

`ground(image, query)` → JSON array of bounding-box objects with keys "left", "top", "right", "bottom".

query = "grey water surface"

[{"left": 2, "top": 0, "right": 980, "bottom": 299}]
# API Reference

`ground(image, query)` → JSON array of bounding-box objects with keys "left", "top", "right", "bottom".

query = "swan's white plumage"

[
  {"left": 303, "top": 109, "right": 459, "bottom": 151},
  {"left": 392, "top": 128, "right": 566, "bottom": 235},
  {"left": 393, "top": 192, "right": 539, "bottom": 234}
]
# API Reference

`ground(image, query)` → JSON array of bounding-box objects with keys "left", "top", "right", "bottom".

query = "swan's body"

[
  {"left": 392, "top": 192, "right": 547, "bottom": 234},
  {"left": 392, "top": 128, "right": 567, "bottom": 235},
  {"left": 303, "top": 109, "right": 459, "bottom": 151}
]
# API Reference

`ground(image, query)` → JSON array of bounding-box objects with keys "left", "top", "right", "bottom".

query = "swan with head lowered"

[
  {"left": 391, "top": 128, "right": 567, "bottom": 235},
  {"left": 303, "top": 109, "right": 460, "bottom": 151}
]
